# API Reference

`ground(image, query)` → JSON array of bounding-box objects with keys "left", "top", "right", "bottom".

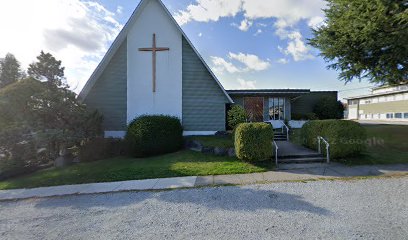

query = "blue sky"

[{"left": 0, "top": 0, "right": 375, "bottom": 100}]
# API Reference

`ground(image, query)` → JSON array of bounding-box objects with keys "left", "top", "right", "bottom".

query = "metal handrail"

[
  {"left": 317, "top": 136, "right": 330, "bottom": 163},
  {"left": 273, "top": 140, "right": 279, "bottom": 166},
  {"left": 280, "top": 121, "right": 290, "bottom": 141}
]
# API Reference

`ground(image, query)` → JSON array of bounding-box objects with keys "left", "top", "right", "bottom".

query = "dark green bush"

[
  {"left": 301, "top": 120, "right": 367, "bottom": 159},
  {"left": 313, "top": 96, "right": 344, "bottom": 119},
  {"left": 79, "top": 137, "right": 126, "bottom": 162},
  {"left": 227, "top": 105, "right": 248, "bottom": 129},
  {"left": 234, "top": 123, "right": 274, "bottom": 161},
  {"left": 125, "top": 115, "right": 183, "bottom": 157},
  {"left": 291, "top": 113, "right": 318, "bottom": 120}
]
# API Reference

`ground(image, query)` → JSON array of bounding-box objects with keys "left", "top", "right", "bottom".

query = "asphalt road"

[{"left": 0, "top": 177, "right": 407, "bottom": 240}]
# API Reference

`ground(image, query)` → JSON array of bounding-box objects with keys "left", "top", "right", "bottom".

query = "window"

[
  {"left": 386, "top": 113, "right": 394, "bottom": 119},
  {"left": 387, "top": 95, "right": 395, "bottom": 102},
  {"left": 364, "top": 99, "right": 372, "bottom": 104},
  {"left": 404, "top": 113, "right": 408, "bottom": 119},
  {"left": 349, "top": 100, "right": 358, "bottom": 105},
  {"left": 268, "top": 97, "right": 285, "bottom": 120},
  {"left": 395, "top": 113, "right": 402, "bottom": 119},
  {"left": 395, "top": 94, "right": 404, "bottom": 101}
]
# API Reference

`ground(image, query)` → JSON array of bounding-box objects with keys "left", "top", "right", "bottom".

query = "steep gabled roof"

[{"left": 79, "top": 0, "right": 233, "bottom": 103}]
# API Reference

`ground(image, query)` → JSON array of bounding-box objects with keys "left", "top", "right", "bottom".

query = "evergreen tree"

[
  {"left": 0, "top": 53, "right": 23, "bottom": 88},
  {"left": 28, "top": 51, "right": 66, "bottom": 88},
  {"left": 309, "top": 0, "right": 408, "bottom": 85}
]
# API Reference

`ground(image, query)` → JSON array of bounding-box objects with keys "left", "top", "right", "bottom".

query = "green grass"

[
  {"left": 290, "top": 124, "right": 408, "bottom": 165},
  {"left": 185, "top": 134, "right": 234, "bottom": 148},
  {"left": 0, "top": 150, "right": 273, "bottom": 190}
]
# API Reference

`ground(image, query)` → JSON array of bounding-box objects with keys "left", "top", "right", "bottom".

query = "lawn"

[
  {"left": 185, "top": 134, "right": 234, "bottom": 148},
  {"left": 291, "top": 124, "right": 408, "bottom": 165},
  {"left": 0, "top": 150, "right": 273, "bottom": 190}
]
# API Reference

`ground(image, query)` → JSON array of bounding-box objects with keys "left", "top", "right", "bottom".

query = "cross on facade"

[{"left": 139, "top": 33, "right": 170, "bottom": 92}]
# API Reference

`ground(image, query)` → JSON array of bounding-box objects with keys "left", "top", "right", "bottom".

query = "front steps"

[
  {"left": 273, "top": 132, "right": 287, "bottom": 141},
  {"left": 274, "top": 141, "right": 327, "bottom": 166},
  {"left": 278, "top": 154, "right": 327, "bottom": 164}
]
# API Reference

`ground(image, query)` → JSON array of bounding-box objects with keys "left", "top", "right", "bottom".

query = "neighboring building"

[
  {"left": 79, "top": 0, "right": 338, "bottom": 137},
  {"left": 346, "top": 84, "right": 408, "bottom": 121}
]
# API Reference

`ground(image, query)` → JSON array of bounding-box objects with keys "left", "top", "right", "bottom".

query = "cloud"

[
  {"left": 308, "top": 16, "right": 325, "bottom": 30},
  {"left": 228, "top": 52, "right": 270, "bottom": 71},
  {"left": 176, "top": 0, "right": 325, "bottom": 27},
  {"left": 116, "top": 6, "right": 123, "bottom": 14},
  {"left": 211, "top": 52, "right": 270, "bottom": 74},
  {"left": 238, "top": 78, "right": 256, "bottom": 89},
  {"left": 0, "top": 0, "right": 122, "bottom": 92},
  {"left": 279, "top": 31, "right": 314, "bottom": 61},
  {"left": 277, "top": 58, "right": 289, "bottom": 64},
  {"left": 238, "top": 19, "right": 253, "bottom": 31},
  {"left": 254, "top": 29, "right": 263, "bottom": 36},
  {"left": 211, "top": 56, "right": 241, "bottom": 74},
  {"left": 174, "top": 0, "right": 242, "bottom": 25}
]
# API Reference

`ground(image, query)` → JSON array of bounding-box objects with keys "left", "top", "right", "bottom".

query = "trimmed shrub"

[
  {"left": 234, "top": 123, "right": 274, "bottom": 161},
  {"left": 227, "top": 105, "right": 248, "bottom": 129},
  {"left": 301, "top": 120, "right": 366, "bottom": 159},
  {"left": 125, "top": 115, "right": 183, "bottom": 157}
]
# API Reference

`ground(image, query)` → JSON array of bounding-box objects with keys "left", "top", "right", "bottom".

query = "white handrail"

[
  {"left": 280, "top": 121, "right": 290, "bottom": 141},
  {"left": 273, "top": 140, "right": 279, "bottom": 166},
  {"left": 317, "top": 136, "right": 330, "bottom": 163}
]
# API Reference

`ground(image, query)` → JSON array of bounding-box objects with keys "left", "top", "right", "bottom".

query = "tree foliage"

[
  {"left": 0, "top": 53, "right": 23, "bottom": 88},
  {"left": 227, "top": 105, "right": 248, "bottom": 129},
  {"left": 28, "top": 51, "right": 66, "bottom": 88},
  {"left": 309, "top": 0, "right": 408, "bottom": 85}
]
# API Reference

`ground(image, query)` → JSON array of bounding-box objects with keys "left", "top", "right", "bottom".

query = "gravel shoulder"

[{"left": 0, "top": 177, "right": 407, "bottom": 240}]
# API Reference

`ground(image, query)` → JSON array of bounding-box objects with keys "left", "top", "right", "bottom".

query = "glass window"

[
  {"left": 386, "top": 113, "right": 394, "bottom": 119},
  {"left": 404, "top": 113, "right": 408, "bottom": 119},
  {"left": 395, "top": 113, "right": 402, "bottom": 119},
  {"left": 268, "top": 97, "right": 285, "bottom": 120}
]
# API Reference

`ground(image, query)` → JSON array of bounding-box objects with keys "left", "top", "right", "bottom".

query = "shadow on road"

[{"left": 33, "top": 186, "right": 331, "bottom": 216}]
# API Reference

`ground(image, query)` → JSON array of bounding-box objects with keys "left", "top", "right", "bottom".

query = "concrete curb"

[{"left": 0, "top": 164, "right": 407, "bottom": 201}]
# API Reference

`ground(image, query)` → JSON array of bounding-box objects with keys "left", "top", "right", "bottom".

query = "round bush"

[
  {"left": 301, "top": 120, "right": 366, "bottom": 159},
  {"left": 125, "top": 115, "right": 183, "bottom": 157},
  {"left": 234, "top": 123, "right": 274, "bottom": 161}
]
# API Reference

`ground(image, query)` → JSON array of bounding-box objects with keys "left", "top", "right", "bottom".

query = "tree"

[
  {"left": 227, "top": 105, "right": 248, "bottom": 129},
  {"left": 309, "top": 0, "right": 408, "bottom": 85},
  {"left": 0, "top": 53, "right": 23, "bottom": 88},
  {"left": 28, "top": 51, "right": 66, "bottom": 88},
  {"left": 0, "top": 78, "right": 103, "bottom": 173},
  {"left": 313, "top": 96, "right": 344, "bottom": 120}
]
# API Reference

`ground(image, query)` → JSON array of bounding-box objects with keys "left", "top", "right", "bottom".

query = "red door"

[{"left": 244, "top": 97, "right": 264, "bottom": 122}]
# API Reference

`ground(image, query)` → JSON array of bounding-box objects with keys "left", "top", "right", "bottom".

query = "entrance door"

[{"left": 244, "top": 97, "right": 264, "bottom": 122}]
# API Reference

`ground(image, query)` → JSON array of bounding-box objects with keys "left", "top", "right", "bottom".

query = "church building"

[{"left": 79, "top": 0, "right": 337, "bottom": 137}]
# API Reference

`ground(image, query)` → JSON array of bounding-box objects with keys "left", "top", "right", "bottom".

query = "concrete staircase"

[
  {"left": 273, "top": 132, "right": 288, "bottom": 141},
  {"left": 275, "top": 141, "right": 327, "bottom": 165}
]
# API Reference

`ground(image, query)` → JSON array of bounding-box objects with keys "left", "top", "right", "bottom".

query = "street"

[{"left": 1, "top": 177, "right": 407, "bottom": 240}]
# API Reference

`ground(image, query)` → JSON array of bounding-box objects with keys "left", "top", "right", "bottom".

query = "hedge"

[
  {"left": 125, "top": 115, "right": 183, "bottom": 157},
  {"left": 234, "top": 123, "right": 274, "bottom": 161},
  {"left": 301, "top": 120, "right": 366, "bottom": 159}
]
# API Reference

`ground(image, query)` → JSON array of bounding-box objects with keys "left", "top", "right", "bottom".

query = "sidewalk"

[{"left": 0, "top": 163, "right": 407, "bottom": 201}]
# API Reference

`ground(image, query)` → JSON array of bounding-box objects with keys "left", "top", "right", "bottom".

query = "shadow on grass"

[{"left": 33, "top": 186, "right": 331, "bottom": 216}]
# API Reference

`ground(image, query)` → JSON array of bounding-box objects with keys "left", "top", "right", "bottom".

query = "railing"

[
  {"left": 273, "top": 140, "right": 279, "bottom": 166},
  {"left": 281, "top": 121, "right": 290, "bottom": 141},
  {"left": 317, "top": 136, "right": 330, "bottom": 163}
]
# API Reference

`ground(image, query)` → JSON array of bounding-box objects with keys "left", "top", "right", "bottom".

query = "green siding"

[
  {"left": 182, "top": 37, "right": 229, "bottom": 131},
  {"left": 83, "top": 40, "right": 127, "bottom": 131},
  {"left": 291, "top": 91, "right": 337, "bottom": 115}
]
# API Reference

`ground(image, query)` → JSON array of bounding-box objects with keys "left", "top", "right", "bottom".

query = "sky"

[{"left": 0, "top": 0, "right": 377, "bottom": 101}]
